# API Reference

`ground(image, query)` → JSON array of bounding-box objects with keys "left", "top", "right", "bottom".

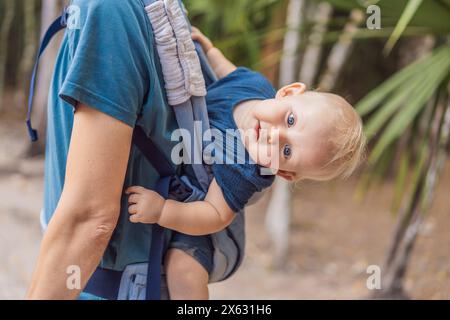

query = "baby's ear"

[
  {"left": 276, "top": 170, "right": 297, "bottom": 181},
  {"left": 276, "top": 82, "right": 307, "bottom": 99}
]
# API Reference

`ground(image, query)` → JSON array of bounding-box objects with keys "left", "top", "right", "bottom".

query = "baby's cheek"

[{"left": 302, "top": 149, "right": 328, "bottom": 174}]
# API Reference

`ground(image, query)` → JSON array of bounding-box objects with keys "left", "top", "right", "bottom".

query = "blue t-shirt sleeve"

[{"left": 60, "top": 0, "right": 152, "bottom": 127}]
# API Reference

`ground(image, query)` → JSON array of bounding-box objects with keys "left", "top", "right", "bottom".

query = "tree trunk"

[
  {"left": 380, "top": 37, "right": 435, "bottom": 269},
  {"left": 266, "top": 2, "right": 332, "bottom": 268},
  {"left": 298, "top": 1, "right": 332, "bottom": 87},
  {"left": 374, "top": 84, "right": 450, "bottom": 299},
  {"left": 25, "top": 0, "right": 63, "bottom": 157},
  {"left": 267, "top": 1, "right": 331, "bottom": 269},
  {"left": 371, "top": 37, "right": 437, "bottom": 299},
  {"left": 265, "top": 0, "right": 305, "bottom": 269},
  {"left": 0, "top": 0, "right": 16, "bottom": 112},
  {"left": 318, "top": 9, "right": 364, "bottom": 91},
  {"left": 265, "top": 177, "right": 293, "bottom": 268},
  {"left": 277, "top": 0, "right": 305, "bottom": 87},
  {"left": 260, "top": 0, "right": 288, "bottom": 84}
]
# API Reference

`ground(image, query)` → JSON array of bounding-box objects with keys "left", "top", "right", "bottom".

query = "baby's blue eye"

[
  {"left": 287, "top": 113, "right": 295, "bottom": 127},
  {"left": 283, "top": 144, "right": 292, "bottom": 158}
]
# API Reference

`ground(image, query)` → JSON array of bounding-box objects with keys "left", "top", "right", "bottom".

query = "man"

[{"left": 27, "top": 0, "right": 206, "bottom": 299}]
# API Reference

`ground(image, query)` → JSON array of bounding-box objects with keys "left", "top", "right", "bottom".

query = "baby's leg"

[
  {"left": 165, "top": 248, "right": 209, "bottom": 299},
  {"left": 165, "top": 233, "right": 213, "bottom": 300}
]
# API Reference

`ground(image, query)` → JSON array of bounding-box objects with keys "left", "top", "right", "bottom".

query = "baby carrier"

[{"left": 26, "top": 0, "right": 245, "bottom": 300}]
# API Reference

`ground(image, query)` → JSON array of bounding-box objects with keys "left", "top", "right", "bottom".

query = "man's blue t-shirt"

[
  {"left": 206, "top": 67, "right": 276, "bottom": 212},
  {"left": 43, "top": 0, "right": 181, "bottom": 270}
]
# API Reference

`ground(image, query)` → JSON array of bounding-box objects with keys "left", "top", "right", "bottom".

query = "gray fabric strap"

[
  {"left": 146, "top": 1, "right": 190, "bottom": 105},
  {"left": 173, "top": 100, "right": 211, "bottom": 192},
  {"left": 145, "top": 0, "right": 212, "bottom": 192},
  {"left": 191, "top": 95, "right": 211, "bottom": 149},
  {"left": 145, "top": 0, "right": 206, "bottom": 105},
  {"left": 144, "top": 0, "right": 244, "bottom": 284}
]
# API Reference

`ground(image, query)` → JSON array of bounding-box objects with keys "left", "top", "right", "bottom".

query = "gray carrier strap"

[
  {"left": 165, "top": 0, "right": 207, "bottom": 98},
  {"left": 145, "top": 0, "right": 244, "bottom": 283},
  {"left": 146, "top": 0, "right": 210, "bottom": 192},
  {"left": 145, "top": 0, "right": 206, "bottom": 105},
  {"left": 172, "top": 99, "right": 211, "bottom": 192}
]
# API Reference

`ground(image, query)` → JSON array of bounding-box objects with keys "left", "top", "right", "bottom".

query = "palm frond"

[{"left": 384, "top": 0, "right": 424, "bottom": 54}]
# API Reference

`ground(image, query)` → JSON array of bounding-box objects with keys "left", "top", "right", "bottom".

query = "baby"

[{"left": 125, "top": 27, "right": 365, "bottom": 299}]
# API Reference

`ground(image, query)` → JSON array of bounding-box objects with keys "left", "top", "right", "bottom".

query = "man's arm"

[
  {"left": 27, "top": 104, "right": 133, "bottom": 299},
  {"left": 126, "top": 179, "right": 236, "bottom": 236}
]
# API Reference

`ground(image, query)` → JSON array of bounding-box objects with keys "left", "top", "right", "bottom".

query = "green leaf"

[
  {"left": 369, "top": 52, "right": 450, "bottom": 164},
  {"left": 355, "top": 46, "right": 446, "bottom": 117},
  {"left": 362, "top": 46, "right": 450, "bottom": 139},
  {"left": 384, "top": 0, "right": 424, "bottom": 54}
]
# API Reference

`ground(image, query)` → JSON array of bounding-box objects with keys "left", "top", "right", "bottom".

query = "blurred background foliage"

[
  {"left": 0, "top": 0, "right": 449, "bottom": 299},
  {"left": 0, "top": 0, "right": 42, "bottom": 113},
  {"left": 185, "top": 0, "right": 283, "bottom": 69}
]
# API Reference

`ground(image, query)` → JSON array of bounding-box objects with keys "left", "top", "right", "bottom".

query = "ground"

[{"left": 1, "top": 120, "right": 449, "bottom": 299}]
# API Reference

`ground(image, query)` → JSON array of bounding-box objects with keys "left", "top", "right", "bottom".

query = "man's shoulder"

[
  {"left": 74, "top": 0, "right": 144, "bottom": 10},
  {"left": 72, "top": 0, "right": 146, "bottom": 22},
  {"left": 68, "top": 0, "right": 152, "bottom": 46}
]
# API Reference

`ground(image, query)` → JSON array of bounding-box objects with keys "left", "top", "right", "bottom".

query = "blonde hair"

[{"left": 318, "top": 94, "right": 366, "bottom": 181}]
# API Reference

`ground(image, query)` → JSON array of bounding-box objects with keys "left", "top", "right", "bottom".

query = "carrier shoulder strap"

[
  {"left": 146, "top": 0, "right": 218, "bottom": 194},
  {"left": 26, "top": 12, "right": 67, "bottom": 142}
]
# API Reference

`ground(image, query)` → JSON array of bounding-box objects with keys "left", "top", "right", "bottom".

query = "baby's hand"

[
  {"left": 191, "top": 26, "right": 214, "bottom": 53},
  {"left": 125, "top": 186, "right": 165, "bottom": 224}
]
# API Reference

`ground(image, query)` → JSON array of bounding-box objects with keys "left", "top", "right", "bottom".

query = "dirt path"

[
  {"left": 0, "top": 122, "right": 43, "bottom": 299},
  {"left": 1, "top": 121, "right": 449, "bottom": 299}
]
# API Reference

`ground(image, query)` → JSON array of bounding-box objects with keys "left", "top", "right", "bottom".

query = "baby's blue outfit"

[
  {"left": 206, "top": 67, "right": 276, "bottom": 211},
  {"left": 170, "top": 67, "right": 277, "bottom": 275}
]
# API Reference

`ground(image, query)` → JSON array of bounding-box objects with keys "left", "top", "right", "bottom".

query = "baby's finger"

[
  {"left": 128, "top": 204, "right": 138, "bottom": 214},
  {"left": 125, "top": 186, "right": 144, "bottom": 195},
  {"left": 129, "top": 213, "right": 143, "bottom": 223},
  {"left": 191, "top": 28, "right": 203, "bottom": 40},
  {"left": 128, "top": 193, "right": 140, "bottom": 204}
]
